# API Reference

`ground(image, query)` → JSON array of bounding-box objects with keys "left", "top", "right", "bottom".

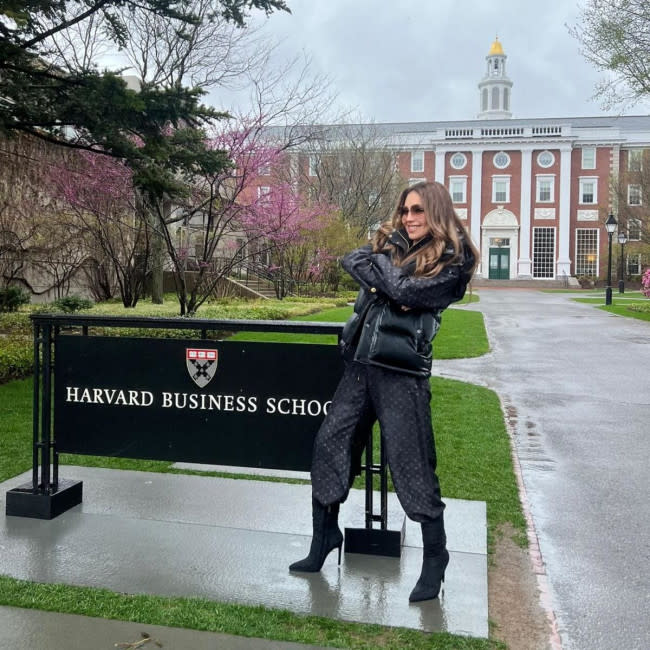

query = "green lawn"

[
  {"left": 0, "top": 298, "right": 514, "bottom": 649},
  {"left": 572, "top": 295, "right": 650, "bottom": 321},
  {"left": 230, "top": 304, "right": 490, "bottom": 359}
]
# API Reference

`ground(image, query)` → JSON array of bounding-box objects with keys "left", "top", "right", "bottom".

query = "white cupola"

[{"left": 478, "top": 37, "right": 513, "bottom": 119}]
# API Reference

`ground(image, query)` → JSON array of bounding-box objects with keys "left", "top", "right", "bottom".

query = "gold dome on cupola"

[{"left": 488, "top": 37, "right": 504, "bottom": 56}]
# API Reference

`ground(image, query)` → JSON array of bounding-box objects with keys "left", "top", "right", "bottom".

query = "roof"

[{"left": 488, "top": 38, "right": 504, "bottom": 56}]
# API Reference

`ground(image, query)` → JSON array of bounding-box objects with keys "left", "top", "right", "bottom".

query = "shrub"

[
  {"left": 0, "top": 287, "right": 30, "bottom": 313},
  {"left": 52, "top": 295, "right": 94, "bottom": 313},
  {"left": 0, "top": 336, "right": 33, "bottom": 383},
  {"left": 0, "top": 312, "right": 32, "bottom": 335}
]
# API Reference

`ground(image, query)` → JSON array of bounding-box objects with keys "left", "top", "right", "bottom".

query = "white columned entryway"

[
  {"left": 518, "top": 148, "right": 533, "bottom": 277},
  {"left": 557, "top": 146, "right": 572, "bottom": 277}
]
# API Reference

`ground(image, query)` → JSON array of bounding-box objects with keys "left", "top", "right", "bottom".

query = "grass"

[
  {"left": 0, "top": 576, "right": 503, "bottom": 649},
  {"left": 572, "top": 294, "right": 650, "bottom": 321},
  {"left": 230, "top": 303, "right": 490, "bottom": 359},
  {"left": 0, "top": 297, "right": 515, "bottom": 648}
]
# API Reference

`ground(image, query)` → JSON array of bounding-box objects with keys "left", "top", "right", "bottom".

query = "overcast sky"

[{"left": 207, "top": 0, "right": 650, "bottom": 124}]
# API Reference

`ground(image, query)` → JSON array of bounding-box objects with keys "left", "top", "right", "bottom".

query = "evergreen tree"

[{"left": 0, "top": 0, "right": 289, "bottom": 196}]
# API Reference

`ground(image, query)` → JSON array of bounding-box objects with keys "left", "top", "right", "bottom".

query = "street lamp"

[
  {"left": 617, "top": 230, "right": 628, "bottom": 294},
  {"left": 604, "top": 213, "right": 617, "bottom": 305}
]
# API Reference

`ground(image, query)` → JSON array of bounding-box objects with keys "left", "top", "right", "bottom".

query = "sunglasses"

[{"left": 399, "top": 206, "right": 425, "bottom": 216}]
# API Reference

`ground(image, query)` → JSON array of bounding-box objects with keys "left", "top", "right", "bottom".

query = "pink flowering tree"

[
  {"left": 148, "top": 116, "right": 336, "bottom": 313},
  {"left": 49, "top": 151, "right": 151, "bottom": 307},
  {"left": 642, "top": 268, "right": 650, "bottom": 297}
]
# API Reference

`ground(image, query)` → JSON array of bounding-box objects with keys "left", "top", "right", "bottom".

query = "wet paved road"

[{"left": 435, "top": 289, "right": 650, "bottom": 650}]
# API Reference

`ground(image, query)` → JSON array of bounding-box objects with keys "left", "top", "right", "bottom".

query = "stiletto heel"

[{"left": 289, "top": 500, "right": 343, "bottom": 573}]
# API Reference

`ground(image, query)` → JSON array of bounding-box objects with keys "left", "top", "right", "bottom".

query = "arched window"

[
  {"left": 482, "top": 88, "right": 488, "bottom": 111},
  {"left": 491, "top": 87, "right": 499, "bottom": 110},
  {"left": 503, "top": 88, "right": 509, "bottom": 111}
]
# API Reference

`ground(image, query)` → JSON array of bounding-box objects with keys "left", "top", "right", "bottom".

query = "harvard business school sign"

[{"left": 54, "top": 336, "right": 343, "bottom": 471}]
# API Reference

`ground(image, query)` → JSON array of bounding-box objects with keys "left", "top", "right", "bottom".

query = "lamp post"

[
  {"left": 604, "top": 213, "right": 617, "bottom": 305},
  {"left": 617, "top": 230, "right": 628, "bottom": 294}
]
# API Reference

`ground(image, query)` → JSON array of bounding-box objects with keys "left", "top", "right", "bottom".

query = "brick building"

[{"left": 276, "top": 38, "right": 650, "bottom": 284}]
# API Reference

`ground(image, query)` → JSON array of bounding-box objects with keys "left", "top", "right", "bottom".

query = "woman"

[{"left": 289, "top": 181, "right": 478, "bottom": 602}]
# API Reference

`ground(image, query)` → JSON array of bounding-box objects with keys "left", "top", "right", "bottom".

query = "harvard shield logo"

[{"left": 186, "top": 348, "right": 218, "bottom": 388}]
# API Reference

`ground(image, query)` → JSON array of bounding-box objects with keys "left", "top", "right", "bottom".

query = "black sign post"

[{"left": 6, "top": 314, "right": 403, "bottom": 557}]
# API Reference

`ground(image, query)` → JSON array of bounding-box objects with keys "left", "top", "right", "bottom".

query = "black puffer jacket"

[{"left": 340, "top": 230, "right": 475, "bottom": 377}]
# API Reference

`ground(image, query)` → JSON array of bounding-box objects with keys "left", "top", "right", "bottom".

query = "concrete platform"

[{"left": 1, "top": 466, "right": 487, "bottom": 638}]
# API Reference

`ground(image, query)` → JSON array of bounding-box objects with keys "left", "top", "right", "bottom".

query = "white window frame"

[
  {"left": 628, "top": 217, "right": 642, "bottom": 241},
  {"left": 628, "top": 149, "right": 643, "bottom": 172},
  {"left": 257, "top": 186, "right": 271, "bottom": 200},
  {"left": 532, "top": 226, "right": 556, "bottom": 279},
  {"left": 449, "top": 176, "right": 467, "bottom": 203},
  {"left": 536, "top": 175, "right": 555, "bottom": 203},
  {"left": 492, "top": 175, "right": 510, "bottom": 203},
  {"left": 450, "top": 152, "right": 467, "bottom": 170},
  {"left": 258, "top": 162, "right": 271, "bottom": 176},
  {"left": 537, "top": 150, "right": 555, "bottom": 168},
  {"left": 408, "top": 178, "right": 422, "bottom": 187},
  {"left": 575, "top": 228, "right": 600, "bottom": 277},
  {"left": 308, "top": 155, "right": 319, "bottom": 177},
  {"left": 579, "top": 177, "right": 598, "bottom": 204},
  {"left": 627, "top": 253, "right": 641, "bottom": 275},
  {"left": 493, "top": 151, "right": 511, "bottom": 169},
  {"left": 628, "top": 184, "right": 642, "bottom": 206},
  {"left": 581, "top": 146, "right": 596, "bottom": 170},
  {"left": 411, "top": 150, "right": 425, "bottom": 173}
]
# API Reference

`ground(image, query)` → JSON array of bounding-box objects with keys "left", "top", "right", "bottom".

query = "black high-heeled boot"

[
  {"left": 289, "top": 498, "right": 343, "bottom": 572},
  {"left": 409, "top": 515, "right": 449, "bottom": 602}
]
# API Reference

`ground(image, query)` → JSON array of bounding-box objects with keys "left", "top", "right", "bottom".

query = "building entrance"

[{"left": 489, "top": 247, "right": 510, "bottom": 279}]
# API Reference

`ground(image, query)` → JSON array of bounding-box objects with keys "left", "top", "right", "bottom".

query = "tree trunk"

[{"left": 150, "top": 229, "right": 164, "bottom": 304}]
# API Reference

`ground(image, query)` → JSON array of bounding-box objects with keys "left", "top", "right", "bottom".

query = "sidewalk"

[
  {"left": 1, "top": 465, "right": 488, "bottom": 644},
  {"left": 0, "top": 605, "right": 335, "bottom": 650},
  {"left": 439, "top": 289, "right": 650, "bottom": 649}
]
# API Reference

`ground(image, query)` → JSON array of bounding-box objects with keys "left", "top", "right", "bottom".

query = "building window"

[
  {"left": 628, "top": 184, "right": 642, "bottom": 206},
  {"left": 493, "top": 151, "right": 510, "bottom": 169},
  {"left": 258, "top": 162, "right": 271, "bottom": 176},
  {"left": 628, "top": 149, "right": 643, "bottom": 172},
  {"left": 575, "top": 229, "right": 599, "bottom": 276},
  {"left": 257, "top": 186, "right": 270, "bottom": 201},
  {"left": 581, "top": 147, "right": 596, "bottom": 169},
  {"left": 504, "top": 87, "right": 510, "bottom": 111},
  {"left": 492, "top": 176, "right": 510, "bottom": 203},
  {"left": 536, "top": 176, "right": 554, "bottom": 202},
  {"left": 537, "top": 150, "right": 555, "bottom": 168},
  {"left": 579, "top": 177, "right": 598, "bottom": 204},
  {"left": 628, "top": 218, "right": 641, "bottom": 241},
  {"left": 449, "top": 177, "right": 467, "bottom": 203},
  {"left": 482, "top": 88, "right": 488, "bottom": 111},
  {"left": 627, "top": 254, "right": 641, "bottom": 275},
  {"left": 408, "top": 178, "right": 422, "bottom": 187},
  {"left": 308, "top": 155, "right": 319, "bottom": 177},
  {"left": 411, "top": 151, "right": 424, "bottom": 173},
  {"left": 533, "top": 227, "right": 555, "bottom": 278},
  {"left": 450, "top": 152, "right": 467, "bottom": 170}
]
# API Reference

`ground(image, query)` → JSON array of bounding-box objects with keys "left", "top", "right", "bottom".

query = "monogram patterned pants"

[{"left": 311, "top": 361, "right": 445, "bottom": 523}]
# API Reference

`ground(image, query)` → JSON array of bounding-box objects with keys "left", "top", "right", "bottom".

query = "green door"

[{"left": 489, "top": 247, "right": 510, "bottom": 279}]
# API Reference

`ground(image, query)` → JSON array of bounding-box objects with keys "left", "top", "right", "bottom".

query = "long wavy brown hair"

[{"left": 372, "top": 181, "right": 479, "bottom": 277}]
